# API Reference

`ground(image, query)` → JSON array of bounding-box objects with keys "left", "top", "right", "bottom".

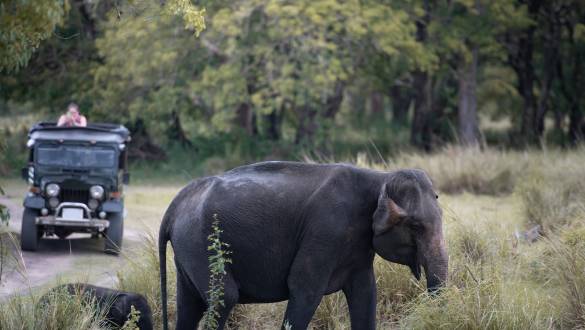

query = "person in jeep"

[{"left": 57, "top": 103, "right": 87, "bottom": 127}]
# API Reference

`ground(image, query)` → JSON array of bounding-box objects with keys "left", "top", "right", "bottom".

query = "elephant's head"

[{"left": 372, "top": 169, "right": 448, "bottom": 292}]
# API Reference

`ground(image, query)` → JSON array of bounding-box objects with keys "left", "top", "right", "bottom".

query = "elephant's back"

[{"left": 208, "top": 165, "right": 336, "bottom": 302}]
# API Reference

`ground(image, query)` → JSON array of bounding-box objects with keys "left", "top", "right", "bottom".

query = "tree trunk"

[
  {"left": 507, "top": 0, "right": 543, "bottom": 146},
  {"left": 370, "top": 91, "right": 384, "bottom": 114},
  {"left": 389, "top": 85, "right": 410, "bottom": 124},
  {"left": 518, "top": 31, "right": 538, "bottom": 145},
  {"left": 295, "top": 105, "right": 318, "bottom": 145},
  {"left": 294, "top": 82, "right": 344, "bottom": 145},
  {"left": 73, "top": 0, "right": 97, "bottom": 39},
  {"left": 568, "top": 104, "right": 583, "bottom": 144},
  {"left": 410, "top": 0, "right": 433, "bottom": 150},
  {"left": 235, "top": 102, "right": 256, "bottom": 136},
  {"left": 535, "top": 3, "right": 561, "bottom": 137},
  {"left": 457, "top": 46, "right": 480, "bottom": 147},
  {"left": 265, "top": 108, "right": 282, "bottom": 141},
  {"left": 324, "top": 82, "right": 345, "bottom": 119},
  {"left": 556, "top": 7, "right": 583, "bottom": 145},
  {"left": 411, "top": 71, "right": 433, "bottom": 150},
  {"left": 168, "top": 111, "right": 192, "bottom": 147}
]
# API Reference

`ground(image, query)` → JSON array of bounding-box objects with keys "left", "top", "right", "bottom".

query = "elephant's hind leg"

[
  {"left": 214, "top": 274, "right": 239, "bottom": 329},
  {"left": 175, "top": 267, "right": 206, "bottom": 330}
]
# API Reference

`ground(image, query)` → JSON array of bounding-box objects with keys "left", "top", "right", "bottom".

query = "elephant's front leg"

[
  {"left": 282, "top": 288, "right": 324, "bottom": 330},
  {"left": 282, "top": 247, "right": 338, "bottom": 329},
  {"left": 343, "top": 267, "right": 377, "bottom": 330}
]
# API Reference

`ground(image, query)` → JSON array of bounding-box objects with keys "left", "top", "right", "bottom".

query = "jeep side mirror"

[
  {"left": 123, "top": 172, "right": 130, "bottom": 184},
  {"left": 21, "top": 167, "right": 29, "bottom": 181}
]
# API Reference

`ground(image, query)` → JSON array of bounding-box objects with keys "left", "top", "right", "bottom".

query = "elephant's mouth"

[
  {"left": 408, "top": 245, "right": 421, "bottom": 280},
  {"left": 409, "top": 262, "right": 421, "bottom": 280}
]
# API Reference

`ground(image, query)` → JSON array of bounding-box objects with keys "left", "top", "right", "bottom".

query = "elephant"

[
  {"left": 159, "top": 161, "right": 447, "bottom": 330},
  {"left": 43, "top": 283, "right": 153, "bottom": 330}
]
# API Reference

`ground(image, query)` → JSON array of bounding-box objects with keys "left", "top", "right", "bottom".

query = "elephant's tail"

[{"left": 159, "top": 210, "right": 171, "bottom": 330}]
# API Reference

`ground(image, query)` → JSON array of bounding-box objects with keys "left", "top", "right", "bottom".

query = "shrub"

[{"left": 0, "top": 125, "right": 29, "bottom": 176}]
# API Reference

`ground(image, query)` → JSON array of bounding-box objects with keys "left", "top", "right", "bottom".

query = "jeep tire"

[
  {"left": 104, "top": 212, "right": 123, "bottom": 255},
  {"left": 21, "top": 208, "right": 40, "bottom": 251}
]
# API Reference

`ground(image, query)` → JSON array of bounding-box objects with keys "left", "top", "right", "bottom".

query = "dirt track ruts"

[{"left": 0, "top": 195, "right": 143, "bottom": 299}]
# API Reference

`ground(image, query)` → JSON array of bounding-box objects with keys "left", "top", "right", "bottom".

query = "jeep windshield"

[{"left": 36, "top": 145, "right": 116, "bottom": 168}]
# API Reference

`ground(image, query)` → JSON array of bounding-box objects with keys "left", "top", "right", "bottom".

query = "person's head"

[{"left": 67, "top": 103, "right": 79, "bottom": 117}]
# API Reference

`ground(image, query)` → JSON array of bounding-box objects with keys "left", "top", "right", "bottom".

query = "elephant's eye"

[
  {"left": 435, "top": 194, "right": 439, "bottom": 199},
  {"left": 408, "top": 221, "right": 424, "bottom": 231}
]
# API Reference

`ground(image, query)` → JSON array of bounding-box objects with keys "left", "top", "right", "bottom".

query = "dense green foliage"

[
  {"left": 1, "top": 0, "right": 584, "bottom": 170},
  {"left": 0, "top": 0, "right": 66, "bottom": 72}
]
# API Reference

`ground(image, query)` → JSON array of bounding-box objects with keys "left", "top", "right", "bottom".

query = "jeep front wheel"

[
  {"left": 104, "top": 212, "right": 123, "bottom": 255},
  {"left": 21, "top": 208, "right": 40, "bottom": 251}
]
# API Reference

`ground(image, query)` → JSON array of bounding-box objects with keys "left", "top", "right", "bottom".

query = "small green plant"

[
  {"left": 202, "top": 214, "right": 232, "bottom": 330},
  {"left": 121, "top": 305, "right": 141, "bottom": 330}
]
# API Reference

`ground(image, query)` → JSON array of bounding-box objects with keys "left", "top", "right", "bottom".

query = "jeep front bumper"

[{"left": 36, "top": 216, "right": 110, "bottom": 231}]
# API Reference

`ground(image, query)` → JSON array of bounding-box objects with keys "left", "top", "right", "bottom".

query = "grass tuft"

[
  {"left": 518, "top": 165, "right": 585, "bottom": 233},
  {"left": 0, "top": 285, "right": 107, "bottom": 330},
  {"left": 544, "top": 233, "right": 585, "bottom": 328}
]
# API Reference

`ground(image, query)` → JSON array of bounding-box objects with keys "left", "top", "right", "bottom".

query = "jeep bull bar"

[{"left": 35, "top": 202, "right": 110, "bottom": 231}]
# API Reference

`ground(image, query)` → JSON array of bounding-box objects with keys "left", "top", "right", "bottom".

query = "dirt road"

[{"left": 0, "top": 182, "right": 178, "bottom": 299}]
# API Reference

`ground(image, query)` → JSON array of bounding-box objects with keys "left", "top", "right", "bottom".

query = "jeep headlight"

[
  {"left": 45, "top": 183, "right": 60, "bottom": 197},
  {"left": 90, "top": 185, "right": 105, "bottom": 200}
]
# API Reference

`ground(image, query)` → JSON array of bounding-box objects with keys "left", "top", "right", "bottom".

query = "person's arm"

[
  {"left": 78, "top": 115, "right": 87, "bottom": 127},
  {"left": 57, "top": 115, "right": 67, "bottom": 126}
]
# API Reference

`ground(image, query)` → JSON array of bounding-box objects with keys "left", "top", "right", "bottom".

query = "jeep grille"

[{"left": 60, "top": 188, "right": 90, "bottom": 203}]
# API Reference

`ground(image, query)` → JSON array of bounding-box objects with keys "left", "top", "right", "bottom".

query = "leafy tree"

[
  {"left": 90, "top": 0, "right": 209, "bottom": 148},
  {"left": 0, "top": 0, "right": 67, "bottom": 72},
  {"left": 1, "top": 0, "right": 584, "bottom": 163}
]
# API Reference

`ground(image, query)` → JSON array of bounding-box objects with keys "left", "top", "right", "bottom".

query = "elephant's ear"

[{"left": 373, "top": 183, "right": 408, "bottom": 236}]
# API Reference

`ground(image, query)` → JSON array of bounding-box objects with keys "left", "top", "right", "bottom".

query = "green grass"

[{"left": 2, "top": 146, "right": 585, "bottom": 329}]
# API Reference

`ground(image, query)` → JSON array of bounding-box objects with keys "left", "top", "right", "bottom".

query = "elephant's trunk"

[{"left": 421, "top": 233, "right": 448, "bottom": 293}]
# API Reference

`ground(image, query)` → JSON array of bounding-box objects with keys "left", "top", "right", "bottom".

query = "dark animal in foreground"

[
  {"left": 44, "top": 283, "right": 153, "bottom": 330},
  {"left": 159, "top": 161, "right": 448, "bottom": 330}
]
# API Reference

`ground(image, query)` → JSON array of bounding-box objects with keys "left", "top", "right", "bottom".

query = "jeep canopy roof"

[{"left": 28, "top": 122, "right": 130, "bottom": 145}]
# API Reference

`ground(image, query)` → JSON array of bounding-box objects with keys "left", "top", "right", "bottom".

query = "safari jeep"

[{"left": 21, "top": 122, "right": 130, "bottom": 255}]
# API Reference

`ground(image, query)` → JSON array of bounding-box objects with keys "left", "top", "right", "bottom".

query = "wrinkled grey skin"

[{"left": 159, "top": 161, "right": 447, "bottom": 330}]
